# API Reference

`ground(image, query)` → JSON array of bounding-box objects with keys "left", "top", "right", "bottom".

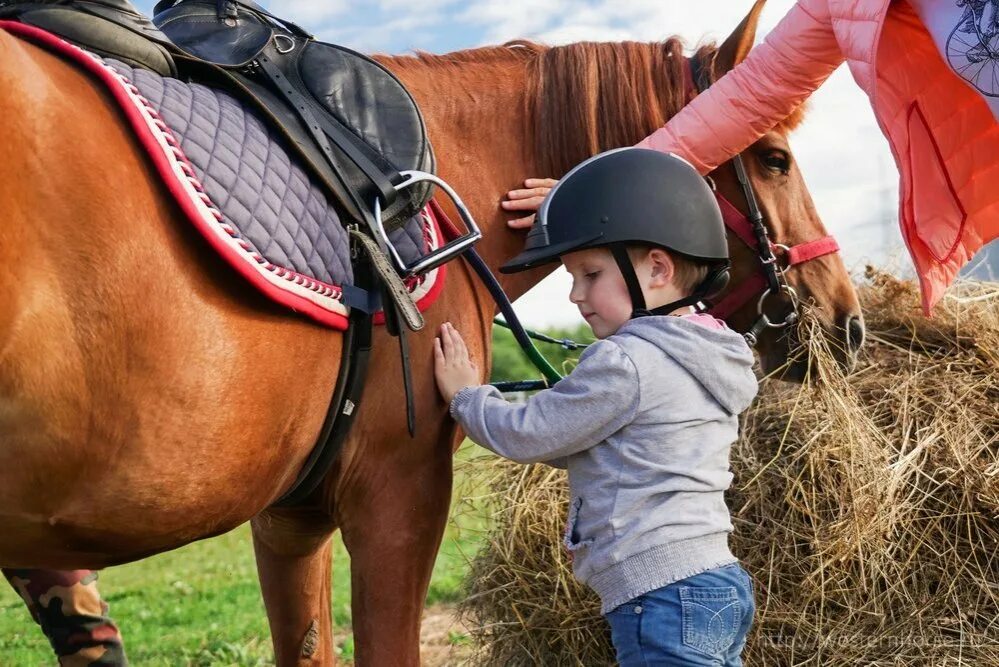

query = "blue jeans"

[{"left": 604, "top": 563, "right": 755, "bottom": 666}]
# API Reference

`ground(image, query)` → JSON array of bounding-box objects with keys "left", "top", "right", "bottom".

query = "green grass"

[{"left": 0, "top": 444, "right": 493, "bottom": 666}]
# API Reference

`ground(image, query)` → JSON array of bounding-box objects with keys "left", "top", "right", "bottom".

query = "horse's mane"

[{"left": 386, "top": 40, "right": 807, "bottom": 177}]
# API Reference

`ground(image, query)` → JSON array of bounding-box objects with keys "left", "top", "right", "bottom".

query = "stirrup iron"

[{"left": 372, "top": 171, "right": 481, "bottom": 277}]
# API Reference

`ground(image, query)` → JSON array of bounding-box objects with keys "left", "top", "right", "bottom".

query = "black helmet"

[{"left": 500, "top": 148, "right": 730, "bottom": 318}]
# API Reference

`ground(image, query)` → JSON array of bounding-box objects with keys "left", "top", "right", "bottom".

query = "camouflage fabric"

[{"left": 3, "top": 569, "right": 127, "bottom": 666}]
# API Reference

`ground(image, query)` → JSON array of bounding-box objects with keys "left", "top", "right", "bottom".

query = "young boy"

[{"left": 434, "top": 148, "right": 759, "bottom": 666}]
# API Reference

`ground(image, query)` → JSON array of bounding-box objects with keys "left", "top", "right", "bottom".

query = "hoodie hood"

[{"left": 617, "top": 315, "right": 758, "bottom": 415}]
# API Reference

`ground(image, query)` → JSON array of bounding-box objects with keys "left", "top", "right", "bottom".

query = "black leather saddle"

[{"left": 153, "top": 0, "right": 436, "bottom": 236}]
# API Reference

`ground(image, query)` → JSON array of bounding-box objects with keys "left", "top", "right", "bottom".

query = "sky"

[{"left": 138, "top": 1, "right": 995, "bottom": 327}]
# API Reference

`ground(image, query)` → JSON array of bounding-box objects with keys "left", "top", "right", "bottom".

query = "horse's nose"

[{"left": 845, "top": 314, "right": 865, "bottom": 355}]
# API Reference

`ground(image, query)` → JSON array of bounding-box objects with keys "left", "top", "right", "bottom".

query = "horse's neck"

[{"left": 382, "top": 54, "right": 557, "bottom": 305}]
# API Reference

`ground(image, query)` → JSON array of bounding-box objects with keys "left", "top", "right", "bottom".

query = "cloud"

[
  {"left": 270, "top": 0, "right": 350, "bottom": 26},
  {"left": 461, "top": 0, "right": 797, "bottom": 48}
]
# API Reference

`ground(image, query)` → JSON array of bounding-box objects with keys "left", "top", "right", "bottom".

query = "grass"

[{"left": 0, "top": 443, "right": 492, "bottom": 666}]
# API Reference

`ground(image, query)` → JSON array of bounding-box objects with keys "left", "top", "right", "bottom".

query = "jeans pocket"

[{"left": 680, "top": 586, "right": 741, "bottom": 657}]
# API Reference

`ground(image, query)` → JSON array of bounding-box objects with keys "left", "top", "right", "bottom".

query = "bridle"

[{"left": 689, "top": 56, "right": 840, "bottom": 346}]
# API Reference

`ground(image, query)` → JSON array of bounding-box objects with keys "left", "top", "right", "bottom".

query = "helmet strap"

[
  {"left": 649, "top": 264, "right": 730, "bottom": 316},
  {"left": 609, "top": 244, "right": 651, "bottom": 318},
  {"left": 610, "top": 246, "right": 731, "bottom": 320}
]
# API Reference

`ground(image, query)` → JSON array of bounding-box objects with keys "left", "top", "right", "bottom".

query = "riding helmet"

[{"left": 500, "top": 147, "right": 730, "bottom": 317}]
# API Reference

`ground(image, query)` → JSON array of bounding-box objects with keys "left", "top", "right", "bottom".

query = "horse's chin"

[
  {"left": 758, "top": 349, "right": 810, "bottom": 383},
  {"left": 773, "top": 358, "right": 810, "bottom": 383},
  {"left": 757, "top": 326, "right": 859, "bottom": 384}
]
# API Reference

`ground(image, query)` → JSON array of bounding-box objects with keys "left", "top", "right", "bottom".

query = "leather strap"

[
  {"left": 274, "top": 255, "right": 374, "bottom": 506},
  {"left": 382, "top": 300, "right": 416, "bottom": 437},
  {"left": 254, "top": 44, "right": 398, "bottom": 211},
  {"left": 716, "top": 194, "right": 758, "bottom": 249},
  {"left": 787, "top": 236, "right": 840, "bottom": 265},
  {"left": 350, "top": 229, "right": 424, "bottom": 331}
]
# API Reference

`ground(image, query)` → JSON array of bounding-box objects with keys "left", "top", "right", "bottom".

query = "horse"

[{"left": 0, "top": 1, "right": 862, "bottom": 663}]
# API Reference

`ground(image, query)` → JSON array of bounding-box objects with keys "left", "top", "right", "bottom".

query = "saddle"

[
  {"left": 154, "top": 0, "right": 436, "bottom": 234},
  {"left": 2, "top": 0, "right": 431, "bottom": 232},
  {"left": 0, "top": 0, "right": 177, "bottom": 74}
]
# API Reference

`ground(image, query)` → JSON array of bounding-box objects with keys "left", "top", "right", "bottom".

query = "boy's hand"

[
  {"left": 502, "top": 178, "right": 557, "bottom": 229},
  {"left": 434, "top": 322, "right": 480, "bottom": 404}
]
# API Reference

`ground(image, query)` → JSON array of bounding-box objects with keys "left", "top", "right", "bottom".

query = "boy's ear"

[{"left": 647, "top": 248, "right": 675, "bottom": 287}]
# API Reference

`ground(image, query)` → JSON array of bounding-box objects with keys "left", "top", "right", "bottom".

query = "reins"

[{"left": 429, "top": 200, "right": 563, "bottom": 390}]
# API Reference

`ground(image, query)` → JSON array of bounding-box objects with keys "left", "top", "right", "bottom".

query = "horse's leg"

[
  {"left": 336, "top": 424, "right": 455, "bottom": 666},
  {"left": 3, "top": 568, "right": 126, "bottom": 666},
  {"left": 251, "top": 506, "right": 337, "bottom": 666}
]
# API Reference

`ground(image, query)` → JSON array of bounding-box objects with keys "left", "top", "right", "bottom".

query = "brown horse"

[{"left": 0, "top": 1, "right": 861, "bottom": 663}]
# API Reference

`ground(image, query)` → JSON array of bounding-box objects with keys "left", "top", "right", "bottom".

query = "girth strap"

[{"left": 274, "top": 255, "right": 375, "bottom": 506}]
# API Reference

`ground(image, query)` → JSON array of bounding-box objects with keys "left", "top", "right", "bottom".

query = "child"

[{"left": 434, "top": 148, "right": 760, "bottom": 666}]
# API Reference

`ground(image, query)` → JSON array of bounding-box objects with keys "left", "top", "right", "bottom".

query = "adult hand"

[
  {"left": 434, "top": 322, "right": 480, "bottom": 404},
  {"left": 501, "top": 178, "right": 557, "bottom": 229}
]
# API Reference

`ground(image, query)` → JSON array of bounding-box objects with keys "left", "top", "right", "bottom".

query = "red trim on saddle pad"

[{"left": 0, "top": 21, "right": 447, "bottom": 331}]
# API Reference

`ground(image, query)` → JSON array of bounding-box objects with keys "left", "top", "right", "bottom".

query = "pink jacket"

[{"left": 639, "top": 0, "right": 999, "bottom": 313}]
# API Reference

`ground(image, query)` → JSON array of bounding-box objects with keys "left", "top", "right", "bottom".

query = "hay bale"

[{"left": 459, "top": 271, "right": 999, "bottom": 666}]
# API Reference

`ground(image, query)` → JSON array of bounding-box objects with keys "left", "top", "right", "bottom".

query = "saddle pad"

[{"left": 0, "top": 21, "right": 445, "bottom": 330}]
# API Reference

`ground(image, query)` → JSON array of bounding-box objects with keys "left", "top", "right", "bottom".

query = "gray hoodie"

[{"left": 451, "top": 314, "right": 758, "bottom": 613}]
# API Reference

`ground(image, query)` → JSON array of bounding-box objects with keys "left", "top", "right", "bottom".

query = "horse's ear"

[{"left": 714, "top": 0, "right": 768, "bottom": 76}]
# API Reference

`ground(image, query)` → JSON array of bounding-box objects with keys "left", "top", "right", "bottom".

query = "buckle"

[{"left": 370, "top": 171, "right": 482, "bottom": 277}]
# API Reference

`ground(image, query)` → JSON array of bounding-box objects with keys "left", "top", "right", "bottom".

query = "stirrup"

[{"left": 371, "top": 171, "right": 481, "bottom": 277}]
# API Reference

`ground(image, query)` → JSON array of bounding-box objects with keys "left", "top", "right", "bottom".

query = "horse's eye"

[{"left": 761, "top": 150, "right": 790, "bottom": 174}]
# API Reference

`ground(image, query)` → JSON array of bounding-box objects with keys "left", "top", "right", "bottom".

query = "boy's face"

[{"left": 561, "top": 247, "right": 634, "bottom": 339}]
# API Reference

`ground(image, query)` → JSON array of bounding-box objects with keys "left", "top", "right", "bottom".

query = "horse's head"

[{"left": 703, "top": 1, "right": 864, "bottom": 378}]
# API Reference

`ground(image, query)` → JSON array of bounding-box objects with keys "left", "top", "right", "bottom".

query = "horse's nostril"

[{"left": 846, "top": 315, "right": 865, "bottom": 354}]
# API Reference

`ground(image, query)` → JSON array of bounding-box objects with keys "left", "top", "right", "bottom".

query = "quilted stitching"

[{"left": 106, "top": 60, "right": 432, "bottom": 289}]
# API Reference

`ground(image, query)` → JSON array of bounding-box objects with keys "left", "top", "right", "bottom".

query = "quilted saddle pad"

[{"left": 1, "top": 22, "right": 446, "bottom": 330}]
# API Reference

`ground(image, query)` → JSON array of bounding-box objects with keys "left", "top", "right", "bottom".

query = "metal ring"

[
  {"left": 771, "top": 243, "right": 791, "bottom": 272},
  {"left": 274, "top": 34, "right": 296, "bottom": 54},
  {"left": 757, "top": 284, "right": 799, "bottom": 328}
]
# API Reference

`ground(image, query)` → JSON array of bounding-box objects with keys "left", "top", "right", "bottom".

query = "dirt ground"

[{"left": 420, "top": 604, "right": 474, "bottom": 666}]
